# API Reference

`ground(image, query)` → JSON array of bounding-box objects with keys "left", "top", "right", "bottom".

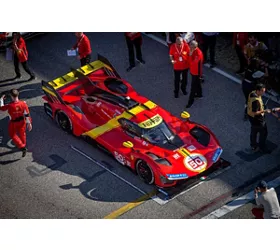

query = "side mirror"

[
  {"left": 181, "top": 111, "right": 190, "bottom": 119},
  {"left": 123, "top": 141, "right": 134, "bottom": 148}
]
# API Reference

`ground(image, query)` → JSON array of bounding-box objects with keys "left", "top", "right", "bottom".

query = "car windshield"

[{"left": 142, "top": 121, "right": 175, "bottom": 144}]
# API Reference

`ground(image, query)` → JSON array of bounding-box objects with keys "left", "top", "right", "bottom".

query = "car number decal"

[{"left": 183, "top": 154, "right": 207, "bottom": 172}]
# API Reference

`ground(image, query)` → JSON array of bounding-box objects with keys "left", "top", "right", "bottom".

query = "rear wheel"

[
  {"left": 136, "top": 160, "right": 154, "bottom": 185},
  {"left": 56, "top": 111, "right": 72, "bottom": 133}
]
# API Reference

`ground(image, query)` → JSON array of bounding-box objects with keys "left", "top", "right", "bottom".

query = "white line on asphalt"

[
  {"left": 202, "top": 175, "right": 280, "bottom": 219},
  {"left": 71, "top": 145, "right": 170, "bottom": 205},
  {"left": 7, "top": 139, "right": 15, "bottom": 148},
  {"left": 143, "top": 33, "right": 280, "bottom": 105},
  {"left": 71, "top": 145, "right": 147, "bottom": 195}
]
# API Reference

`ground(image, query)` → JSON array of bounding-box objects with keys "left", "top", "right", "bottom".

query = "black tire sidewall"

[
  {"left": 136, "top": 160, "right": 154, "bottom": 185},
  {"left": 56, "top": 111, "right": 72, "bottom": 133}
]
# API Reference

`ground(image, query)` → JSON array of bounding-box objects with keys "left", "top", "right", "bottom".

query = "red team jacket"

[
  {"left": 13, "top": 37, "right": 28, "bottom": 63},
  {"left": 0, "top": 100, "right": 31, "bottom": 123},
  {"left": 125, "top": 32, "right": 141, "bottom": 41},
  {"left": 73, "top": 34, "right": 92, "bottom": 59},
  {"left": 189, "top": 48, "right": 203, "bottom": 76},
  {"left": 169, "top": 41, "right": 190, "bottom": 70},
  {"left": 233, "top": 32, "right": 248, "bottom": 49}
]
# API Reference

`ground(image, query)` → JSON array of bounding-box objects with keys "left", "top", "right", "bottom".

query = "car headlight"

[{"left": 155, "top": 158, "right": 172, "bottom": 166}]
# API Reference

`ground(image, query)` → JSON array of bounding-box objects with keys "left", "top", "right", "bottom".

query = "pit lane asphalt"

[{"left": 0, "top": 32, "right": 280, "bottom": 219}]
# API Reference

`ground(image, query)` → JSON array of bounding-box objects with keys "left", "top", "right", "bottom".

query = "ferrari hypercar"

[{"left": 41, "top": 55, "right": 223, "bottom": 188}]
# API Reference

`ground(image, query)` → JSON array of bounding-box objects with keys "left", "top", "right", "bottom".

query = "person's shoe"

[
  {"left": 174, "top": 92, "right": 179, "bottom": 98},
  {"left": 259, "top": 148, "right": 272, "bottom": 154},
  {"left": 28, "top": 75, "right": 36, "bottom": 81},
  {"left": 251, "top": 146, "right": 259, "bottom": 152},
  {"left": 186, "top": 102, "right": 193, "bottom": 108},
  {"left": 21, "top": 147, "right": 27, "bottom": 157},
  {"left": 181, "top": 89, "right": 187, "bottom": 95},
  {"left": 136, "top": 59, "right": 145, "bottom": 64},
  {"left": 126, "top": 66, "right": 135, "bottom": 72}
]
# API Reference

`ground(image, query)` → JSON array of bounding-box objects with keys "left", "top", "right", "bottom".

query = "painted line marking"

[
  {"left": 202, "top": 175, "right": 280, "bottom": 219},
  {"left": 104, "top": 190, "right": 157, "bottom": 219},
  {"left": 71, "top": 145, "right": 147, "bottom": 195},
  {"left": 143, "top": 33, "right": 280, "bottom": 105}
]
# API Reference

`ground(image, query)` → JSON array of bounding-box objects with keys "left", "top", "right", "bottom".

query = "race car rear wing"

[{"left": 41, "top": 54, "right": 121, "bottom": 101}]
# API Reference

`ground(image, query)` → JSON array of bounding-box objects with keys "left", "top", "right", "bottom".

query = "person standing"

[
  {"left": 202, "top": 32, "right": 218, "bottom": 68},
  {"left": 72, "top": 32, "right": 92, "bottom": 66},
  {"left": 252, "top": 181, "right": 280, "bottom": 219},
  {"left": 125, "top": 32, "right": 145, "bottom": 72},
  {"left": 169, "top": 36, "right": 190, "bottom": 98},
  {"left": 247, "top": 83, "right": 271, "bottom": 153},
  {"left": 233, "top": 32, "right": 248, "bottom": 74},
  {"left": 0, "top": 89, "right": 32, "bottom": 157},
  {"left": 186, "top": 40, "right": 204, "bottom": 108},
  {"left": 12, "top": 32, "right": 35, "bottom": 81}
]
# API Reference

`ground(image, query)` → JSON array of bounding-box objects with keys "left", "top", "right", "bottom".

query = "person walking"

[
  {"left": 169, "top": 36, "right": 190, "bottom": 98},
  {"left": 0, "top": 89, "right": 32, "bottom": 157},
  {"left": 252, "top": 181, "right": 280, "bottom": 219},
  {"left": 72, "top": 32, "right": 92, "bottom": 66},
  {"left": 12, "top": 32, "right": 35, "bottom": 81},
  {"left": 125, "top": 32, "right": 145, "bottom": 72},
  {"left": 186, "top": 40, "right": 204, "bottom": 108}
]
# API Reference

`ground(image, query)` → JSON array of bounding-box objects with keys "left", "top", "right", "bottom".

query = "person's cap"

[
  {"left": 257, "top": 180, "right": 268, "bottom": 189},
  {"left": 252, "top": 71, "right": 265, "bottom": 79}
]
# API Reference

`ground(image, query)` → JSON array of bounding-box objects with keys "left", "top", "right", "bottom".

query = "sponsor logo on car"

[
  {"left": 138, "top": 114, "right": 163, "bottom": 129},
  {"left": 212, "top": 148, "right": 223, "bottom": 163},
  {"left": 166, "top": 173, "right": 188, "bottom": 180}
]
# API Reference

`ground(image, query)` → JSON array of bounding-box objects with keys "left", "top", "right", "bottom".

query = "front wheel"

[
  {"left": 136, "top": 160, "right": 154, "bottom": 185},
  {"left": 55, "top": 111, "right": 72, "bottom": 133}
]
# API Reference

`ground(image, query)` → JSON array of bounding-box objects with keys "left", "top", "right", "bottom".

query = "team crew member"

[
  {"left": 247, "top": 84, "right": 271, "bottom": 153},
  {"left": 233, "top": 32, "right": 248, "bottom": 74},
  {"left": 125, "top": 32, "right": 145, "bottom": 72},
  {"left": 186, "top": 40, "right": 203, "bottom": 108},
  {"left": 12, "top": 32, "right": 35, "bottom": 81},
  {"left": 0, "top": 89, "right": 32, "bottom": 157},
  {"left": 169, "top": 36, "right": 190, "bottom": 98},
  {"left": 252, "top": 181, "right": 280, "bottom": 219},
  {"left": 72, "top": 32, "right": 92, "bottom": 66}
]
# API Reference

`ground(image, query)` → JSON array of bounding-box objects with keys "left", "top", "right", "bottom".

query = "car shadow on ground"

[{"left": 0, "top": 106, "right": 142, "bottom": 203}]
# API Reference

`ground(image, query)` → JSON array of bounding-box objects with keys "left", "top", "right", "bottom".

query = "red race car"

[{"left": 41, "top": 55, "right": 223, "bottom": 188}]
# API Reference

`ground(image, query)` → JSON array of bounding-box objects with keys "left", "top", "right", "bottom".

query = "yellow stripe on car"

[
  {"left": 42, "top": 86, "right": 57, "bottom": 97},
  {"left": 51, "top": 60, "right": 106, "bottom": 90},
  {"left": 83, "top": 101, "right": 157, "bottom": 139}
]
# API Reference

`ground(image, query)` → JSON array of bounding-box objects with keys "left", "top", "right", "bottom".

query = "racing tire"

[
  {"left": 44, "top": 103, "right": 53, "bottom": 118},
  {"left": 55, "top": 111, "right": 72, "bottom": 134},
  {"left": 135, "top": 160, "right": 154, "bottom": 185}
]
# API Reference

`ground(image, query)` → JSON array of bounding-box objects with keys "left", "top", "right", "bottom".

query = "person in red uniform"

[
  {"left": 0, "top": 89, "right": 32, "bottom": 157},
  {"left": 169, "top": 36, "right": 190, "bottom": 98},
  {"left": 12, "top": 32, "right": 35, "bottom": 81},
  {"left": 72, "top": 32, "right": 92, "bottom": 66},
  {"left": 233, "top": 32, "right": 248, "bottom": 74},
  {"left": 125, "top": 32, "right": 145, "bottom": 72},
  {"left": 186, "top": 40, "right": 204, "bottom": 108}
]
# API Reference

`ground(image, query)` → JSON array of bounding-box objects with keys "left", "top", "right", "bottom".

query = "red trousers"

[
  {"left": 8, "top": 121, "right": 26, "bottom": 149},
  {"left": 251, "top": 207, "right": 264, "bottom": 219}
]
